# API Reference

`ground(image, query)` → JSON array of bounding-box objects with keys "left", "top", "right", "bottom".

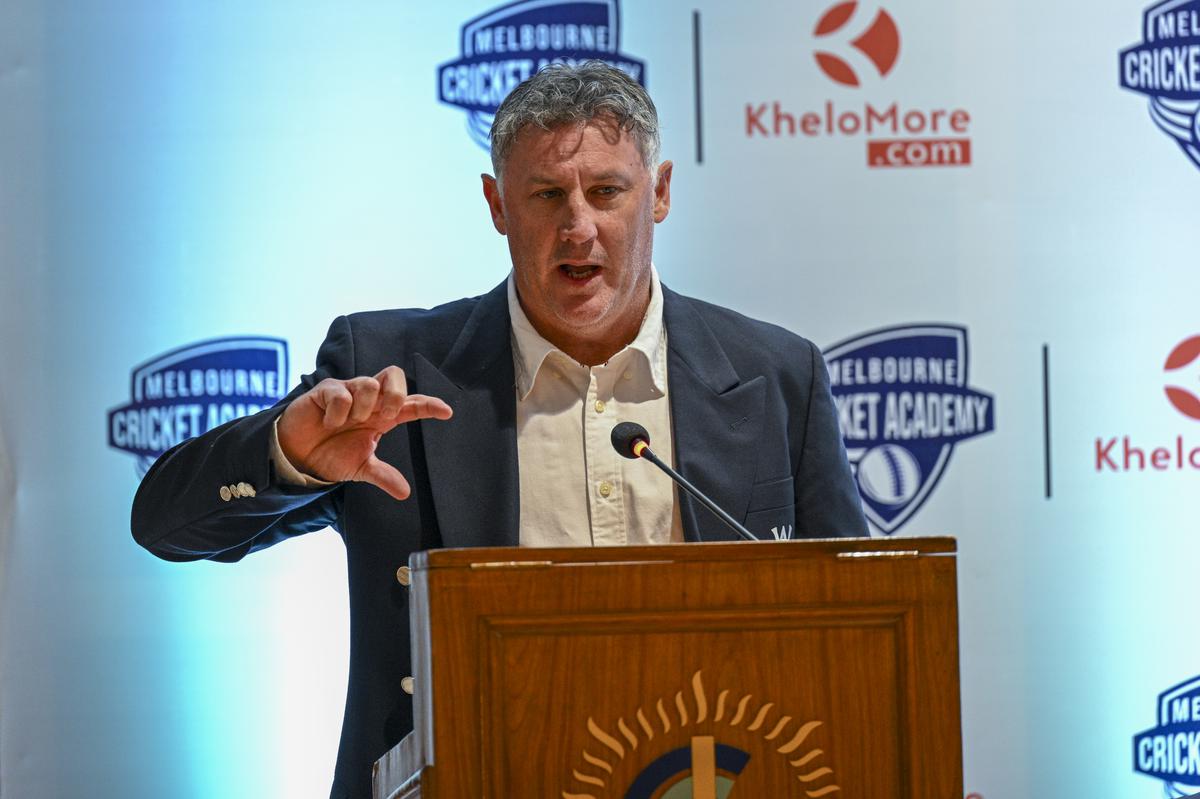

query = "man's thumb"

[{"left": 357, "top": 456, "right": 412, "bottom": 501}]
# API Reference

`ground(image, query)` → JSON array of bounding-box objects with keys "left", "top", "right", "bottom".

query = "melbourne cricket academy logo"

[
  {"left": 1120, "top": 0, "right": 1200, "bottom": 171},
  {"left": 1095, "top": 336, "right": 1200, "bottom": 472},
  {"left": 107, "top": 337, "right": 288, "bottom": 476},
  {"left": 562, "top": 670, "right": 840, "bottom": 799},
  {"left": 745, "top": 2, "right": 973, "bottom": 168},
  {"left": 438, "top": 0, "right": 646, "bottom": 151},
  {"left": 1133, "top": 674, "right": 1200, "bottom": 795},
  {"left": 823, "top": 325, "right": 995, "bottom": 536}
]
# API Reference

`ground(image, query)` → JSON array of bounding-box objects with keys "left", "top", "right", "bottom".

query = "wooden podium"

[{"left": 374, "top": 537, "right": 962, "bottom": 798}]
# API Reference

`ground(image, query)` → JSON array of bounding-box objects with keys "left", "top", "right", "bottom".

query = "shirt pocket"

[{"left": 744, "top": 475, "right": 796, "bottom": 540}]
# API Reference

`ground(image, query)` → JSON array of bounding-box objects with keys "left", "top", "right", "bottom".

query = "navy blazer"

[{"left": 131, "top": 281, "right": 867, "bottom": 799}]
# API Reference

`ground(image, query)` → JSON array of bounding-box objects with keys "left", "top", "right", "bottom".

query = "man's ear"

[
  {"left": 481, "top": 174, "right": 507, "bottom": 235},
  {"left": 652, "top": 160, "right": 673, "bottom": 223}
]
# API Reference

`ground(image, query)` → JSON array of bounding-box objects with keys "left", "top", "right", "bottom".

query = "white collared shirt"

[
  {"left": 508, "top": 266, "right": 683, "bottom": 547},
  {"left": 271, "top": 269, "right": 684, "bottom": 546}
]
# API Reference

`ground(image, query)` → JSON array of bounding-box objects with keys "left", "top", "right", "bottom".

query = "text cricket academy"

[
  {"left": 745, "top": 1, "right": 974, "bottom": 168},
  {"left": 438, "top": 0, "right": 647, "bottom": 151},
  {"left": 107, "top": 337, "right": 288, "bottom": 476}
]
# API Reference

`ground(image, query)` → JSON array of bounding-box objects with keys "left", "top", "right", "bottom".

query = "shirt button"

[
  {"left": 594, "top": 400, "right": 606, "bottom": 414},
  {"left": 598, "top": 481, "right": 613, "bottom": 498},
  {"left": 623, "top": 371, "right": 632, "bottom": 381}
]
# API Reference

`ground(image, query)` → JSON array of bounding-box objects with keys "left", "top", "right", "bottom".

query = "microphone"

[{"left": 610, "top": 422, "right": 758, "bottom": 542}]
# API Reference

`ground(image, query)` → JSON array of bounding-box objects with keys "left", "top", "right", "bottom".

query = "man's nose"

[{"left": 559, "top": 195, "right": 598, "bottom": 244}]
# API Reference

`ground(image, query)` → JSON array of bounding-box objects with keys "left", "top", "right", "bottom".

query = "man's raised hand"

[{"left": 276, "top": 366, "right": 452, "bottom": 501}]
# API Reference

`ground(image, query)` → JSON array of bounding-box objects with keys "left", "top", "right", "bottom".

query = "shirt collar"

[{"left": 508, "top": 265, "right": 668, "bottom": 401}]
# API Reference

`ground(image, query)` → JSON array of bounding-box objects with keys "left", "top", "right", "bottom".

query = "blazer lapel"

[
  {"left": 415, "top": 282, "right": 520, "bottom": 549},
  {"left": 663, "top": 287, "right": 765, "bottom": 542}
]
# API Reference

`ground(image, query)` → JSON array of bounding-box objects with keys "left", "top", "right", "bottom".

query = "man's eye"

[
  {"left": 595, "top": 186, "right": 620, "bottom": 197},
  {"left": 535, "top": 189, "right": 561, "bottom": 200}
]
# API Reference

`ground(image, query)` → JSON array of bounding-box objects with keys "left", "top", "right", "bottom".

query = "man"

[{"left": 132, "top": 62, "right": 867, "bottom": 799}]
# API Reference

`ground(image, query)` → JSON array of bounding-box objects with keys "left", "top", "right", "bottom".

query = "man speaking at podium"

[{"left": 132, "top": 62, "right": 867, "bottom": 799}]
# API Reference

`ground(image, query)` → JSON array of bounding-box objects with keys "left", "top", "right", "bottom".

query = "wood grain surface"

[{"left": 380, "top": 538, "right": 961, "bottom": 798}]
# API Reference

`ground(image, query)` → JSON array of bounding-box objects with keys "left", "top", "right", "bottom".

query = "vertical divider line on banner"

[
  {"left": 692, "top": 10, "right": 704, "bottom": 164},
  {"left": 0, "top": 417, "right": 12, "bottom": 799},
  {"left": 1042, "top": 344, "right": 1052, "bottom": 499}
]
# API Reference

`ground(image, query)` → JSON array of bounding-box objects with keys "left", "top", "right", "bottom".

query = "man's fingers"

[
  {"left": 374, "top": 366, "right": 408, "bottom": 419},
  {"left": 314, "top": 380, "right": 354, "bottom": 429},
  {"left": 356, "top": 456, "right": 411, "bottom": 501},
  {"left": 309, "top": 373, "right": 444, "bottom": 435},
  {"left": 345, "top": 376, "right": 382, "bottom": 424},
  {"left": 394, "top": 394, "right": 454, "bottom": 424}
]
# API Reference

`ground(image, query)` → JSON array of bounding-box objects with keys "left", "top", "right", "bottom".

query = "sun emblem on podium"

[{"left": 562, "top": 671, "right": 841, "bottom": 798}]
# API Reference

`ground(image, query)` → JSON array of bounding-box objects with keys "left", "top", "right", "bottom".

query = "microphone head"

[{"left": 611, "top": 421, "right": 650, "bottom": 459}]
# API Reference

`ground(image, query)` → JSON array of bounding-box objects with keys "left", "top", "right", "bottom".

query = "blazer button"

[
  {"left": 219, "top": 485, "right": 232, "bottom": 502},
  {"left": 401, "top": 676, "right": 414, "bottom": 695},
  {"left": 395, "top": 566, "right": 411, "bottom": 587},
  {"left": 237, "top": 482, "right": 255, "bottom": 498}
]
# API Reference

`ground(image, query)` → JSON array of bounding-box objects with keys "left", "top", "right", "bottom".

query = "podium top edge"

[{"left": 412, "top": 536, "right": 957, "bottom": 570}]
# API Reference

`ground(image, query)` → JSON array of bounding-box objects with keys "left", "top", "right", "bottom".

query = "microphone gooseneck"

[{"left": 609, "top": 422, "right": 758, "bottom": 542}]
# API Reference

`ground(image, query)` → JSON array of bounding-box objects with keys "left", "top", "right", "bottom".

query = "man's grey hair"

[{"left": 489, "top": 60, "right": 661, "bottom": 181}]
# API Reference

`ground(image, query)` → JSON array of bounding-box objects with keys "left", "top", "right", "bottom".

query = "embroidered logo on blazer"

[
  {"left": 437, "top": 0, "right": 647, "bottom": 151},
  {"left": 107, "top": 337, "right": 288, "bottom": 475},
  {"left": 823, "top": 324, "right": 995, "bottom": 535},
  {"left": 770, "top": 524, "right": 794, "bottom": 540}
]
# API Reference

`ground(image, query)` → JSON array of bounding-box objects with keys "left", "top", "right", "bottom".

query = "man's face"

[{"left": 482, "top": 117, "right": 672, "bottom": 361}]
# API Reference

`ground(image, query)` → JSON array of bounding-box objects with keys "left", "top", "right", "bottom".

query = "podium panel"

[{"left": 375, "top": 538, "right": 961, "bottom": 799}]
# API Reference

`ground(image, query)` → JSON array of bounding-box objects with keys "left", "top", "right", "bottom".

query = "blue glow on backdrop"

[{"left": 1, "top": 1, "right": 1198, "bottom": 797}]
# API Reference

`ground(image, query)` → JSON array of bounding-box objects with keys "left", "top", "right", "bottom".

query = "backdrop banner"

[{"left": 1, "top": 1, "right": 1198, "bottom": 798}]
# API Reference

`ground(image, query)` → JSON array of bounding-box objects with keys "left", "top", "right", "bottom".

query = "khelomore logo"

[
  {"left": 1165, "top": 335, "right": 1200, "bottom": 420},
  {"left": 745, "top": 1, "right": 973, "bottom": 168},
  {"left": 438, "top": 0, "right": 646, "bottom": 151},
  {"left": 1119, "top": 0, "right": 1200, "bottom": 171},
  {"left": 1094, "top": 336, "right": 1200, "bottom": 473},
  {"left": 108, "top": 337, "right": 288, "bottom": 475},
  {"left": 813, "top": 1, "right": 900, "bottom": 87},
  {"left": 824, "top": 324, "right": 995, "bottom": 535}
]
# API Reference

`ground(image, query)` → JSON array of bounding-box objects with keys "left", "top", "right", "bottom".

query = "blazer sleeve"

[
  {"left": 130, "top": 316, "right": 356, "bottom": 562},
  {"left": 793, "top": 339, "right": 869, "bottom": 538}
]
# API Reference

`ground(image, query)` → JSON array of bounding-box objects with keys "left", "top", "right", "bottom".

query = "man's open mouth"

[{"left": 560, "top": 263, "right": 599, "bottom": 280}]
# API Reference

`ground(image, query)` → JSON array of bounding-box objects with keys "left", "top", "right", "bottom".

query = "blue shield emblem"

[
  {"left": 1134, "top": 675, "right": 1200, "bottom": 795},
  {"left": 108, "top": 337, "right": 289, "bottom": 475},
  {"left": 438, "top": 0, "right": 647, "bottom": 150},
  {"left": 1119, "top": 0, "right": 1200, "bottom": 170},
  {"left": 823, "top": 324, "right": 995, "bottom": 535}
]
